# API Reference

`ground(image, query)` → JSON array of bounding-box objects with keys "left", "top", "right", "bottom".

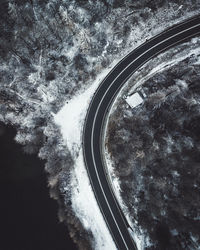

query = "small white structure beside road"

[{"left": 125, "top": 92, "right": 144, "bottom": 109}]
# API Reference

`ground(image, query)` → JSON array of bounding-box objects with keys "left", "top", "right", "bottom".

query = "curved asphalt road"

[{"left": 83, "top": 15, "right": 200, "bottom": 250}]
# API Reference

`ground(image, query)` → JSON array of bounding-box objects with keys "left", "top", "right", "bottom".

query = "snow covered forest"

[
  {"left": 0, "top": 0, "right": 200, "bottom": 249},
  {"left": 107, "top": 38, "right": 200, "bottom": 248}
]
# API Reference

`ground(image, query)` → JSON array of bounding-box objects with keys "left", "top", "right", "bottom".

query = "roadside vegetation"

[{"left": 107, "top": 49, "right": 200, "bottom": 249}]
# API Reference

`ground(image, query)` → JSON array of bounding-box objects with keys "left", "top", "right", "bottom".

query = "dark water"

[{"left": 0, "top": 124, "right": 77, "bottom": 250}]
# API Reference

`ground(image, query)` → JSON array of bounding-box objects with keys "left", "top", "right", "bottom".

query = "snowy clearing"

[{"left": 54, "top": 63, "right": 119, "bottom": 249}]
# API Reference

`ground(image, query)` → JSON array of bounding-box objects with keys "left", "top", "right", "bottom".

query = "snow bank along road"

[{"left": 83, "top": 15, "right": 200, "bottom": 250}]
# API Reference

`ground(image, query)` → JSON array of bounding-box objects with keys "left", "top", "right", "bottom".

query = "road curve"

[{"left": 83, "top": 16, "right": 200, "bottom": 250}]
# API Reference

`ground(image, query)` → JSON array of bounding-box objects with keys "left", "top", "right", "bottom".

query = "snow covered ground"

[
  {"left": 54, "top": 37, "right": 151, "bottom": 246},
  {"left": 54, "top": 64, "right": 119, "bottom": 250},
  {"left": 104, "top": 150, "right": 146, "bottom": 250},
  {"left": 1, "top": 1, "right": 200, "bottom": 249},
  {"left": 54, "top": 23, "right": 200, "bottom": 250},
  {"left": 103, "top": 36, "right": 200, "bottom": 249},
  {"left": 52, "top": 6, "right": 200, "bottom": 250}
]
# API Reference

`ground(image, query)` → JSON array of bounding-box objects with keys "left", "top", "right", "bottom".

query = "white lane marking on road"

[
  {"left": 92, "top": 23, "right": 200, "bottom": 121},
  {"left": 85, "top": 20, "right": 200, "bottom": 249},
  {"left": 87, "top": 16, "right": 200, "bottom": 101}
]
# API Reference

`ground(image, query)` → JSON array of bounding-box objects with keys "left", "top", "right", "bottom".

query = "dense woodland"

[
  {"left": 1, "top": 0, "right": 200, "bottom": 249},
  {"left": 107, "top": 51, "right": 200, "bottom": 249}
]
